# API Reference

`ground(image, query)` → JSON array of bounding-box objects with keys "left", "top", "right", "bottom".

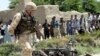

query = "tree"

[
  {"left": 82, "top": 0, "right": 97, "bottom": 13},
  {"left": 33, "top": 0, "right": 67, "bottom": 11},
  {"left": 9, "top": 0, "right": 18, "bottom": 9},
  {"left": 33, "top": 0, "right": 83, "bottom": 12},
  {"left": 65, "top": 0, "right": 83, "bottom": 12},
  {"left": 95, "top": 1, "right": 100, "bottom": 13},
  {"left": 9, "top": 0, "right": 100, "bottom": 13}
]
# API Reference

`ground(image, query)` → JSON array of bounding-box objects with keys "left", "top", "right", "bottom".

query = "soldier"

[{"left": 8, "top": 2, "right": 37, "bottom": 56}]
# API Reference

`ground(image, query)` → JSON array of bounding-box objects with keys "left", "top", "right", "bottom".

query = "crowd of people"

[
  {"left": 0, "top": 13, "right": 100, "bottom": 43},
  {"left": 36, "top": 13, "right": 100, "bottom": 40},
  {"left": 0, "top": 19, "right": 12, "bottom": 44}
]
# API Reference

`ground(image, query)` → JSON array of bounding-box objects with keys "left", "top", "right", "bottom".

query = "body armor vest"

[{"left": 15, "top": 12, "right": 36, "bottom": 35}]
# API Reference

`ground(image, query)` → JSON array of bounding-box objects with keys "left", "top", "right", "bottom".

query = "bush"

[
  {"left": 75, "top": 44, "right": 100, "bottom": 55},
  {"left": 35, "top": 37, "right": 68, "bottom": 50},
  {"left": 0, "top": 43, "right": 22, "bottom": 56}
]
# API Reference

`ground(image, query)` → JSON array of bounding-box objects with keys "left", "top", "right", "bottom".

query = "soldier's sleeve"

[{"left": 8, "top": 13, "right": 21, "bottom": 35}]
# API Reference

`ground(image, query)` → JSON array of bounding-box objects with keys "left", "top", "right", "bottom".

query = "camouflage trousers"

[{"left": 18, "top": 31, "right": 34, "bottom": 56}]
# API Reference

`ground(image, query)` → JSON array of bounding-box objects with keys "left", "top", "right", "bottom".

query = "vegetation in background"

[
  {"left": 9, "top": 0, "right": 19, "bottom": 9},
  {"left": 35, "top": 37, "right": 68, "bottom": 50},
  {"left": 0, "top": 43, "right": 21, "bottom": 56},
  {"left": 75, "top": 44, "right": 100, "bottom": 55},
  {"left": 9, "top": 0, "right": 100, "bottom": 13}
]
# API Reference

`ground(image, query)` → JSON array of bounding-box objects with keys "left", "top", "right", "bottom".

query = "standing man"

[
  {"left": 50, "top": 16, "right": 56, "bottom": 37},
  {"left": 42, "top": 19, "right": 50, "bottom": 39},
  {"left": 79, "top": 15, "right": 86, "bottom": 34},
  {"left": 73, "top": 15, "right": 80, "bottom": 35},
  {"left": 8, "top": 2, "right": 37, "bottom": 56},
  {"left": 59, "top": 17, "right": 66, "bottom": 37},
  {"left": 51, "top": 16, "right": 61, "bottom": 38},
  {"left": 54, "top": 20, "right": 61, "bottom": 38}
]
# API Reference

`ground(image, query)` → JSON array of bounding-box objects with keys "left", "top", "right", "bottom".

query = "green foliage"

[
  {"left": 34, "top": 30, "right": 100, "bottom": 55},
  {"left": 9, "top": 0, "right": 18, "bottom": 9},
  {"left": 9, "top": 0, "right": 100, "bottom": 13},
  {"left": 33, "top": 0, "right": 67, "bottom": 11},
  {"left": 76, "top": 30, "right": 100, "bottom": 43},
  {"left": 65, "top": 0, "right": 83, "bottom": 12},
  {"left": 0, "top": 43, "right": 21, "bottom": 56},
  {"left": 95, "top": 1, "right": 100, "bottom": 13},
  {"left": 35, "top": 37, "right": 68, "bottom": 50},
  {"left": 82, "top": 0, "right": 98, "bottom": 13},
  {"left": 75, "top": 44, "right": 100, "bottom": 55}
]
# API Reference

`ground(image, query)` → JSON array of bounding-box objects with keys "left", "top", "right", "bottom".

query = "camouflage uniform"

[{"left": 8, "top": 12, "right": 36, "bottom": 56}]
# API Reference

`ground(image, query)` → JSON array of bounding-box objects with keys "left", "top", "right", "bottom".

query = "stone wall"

[
  {"left": 0, "top": 9, "right": 17, "bottom": 23},
  {"left": 0, "top": 5, "right": 61, "bottom": 24},
  {"left": 60, "top": 11, "right": 88, "bottom": 21},
  {"left": 0, "top": 0, "right": 88, "bottom": 24},
  {"left": 0, "top": 0, "right": 32, "bottom": 23},
  {"left": 34, "top": 5, "right": 61, "bottom": 24},
  {"left": 0, "top": 0, "right": 61, "bottom": 24},
  {"left": 45, "top": 5, "right": 61, "bottom": 22}
]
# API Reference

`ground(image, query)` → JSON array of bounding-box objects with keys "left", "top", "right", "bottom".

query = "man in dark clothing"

[
  {"left": 50, "top": 16, "right": 56, "bottom": 37},
  {"left": 67, "top": 20, "right": 73, "bottom": 35},
  {"left": 79, "top": 15, "right": 85, "bottom": 34},
  {"left": 43, "top": 19, "right": 50, "bottom": 39}
]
